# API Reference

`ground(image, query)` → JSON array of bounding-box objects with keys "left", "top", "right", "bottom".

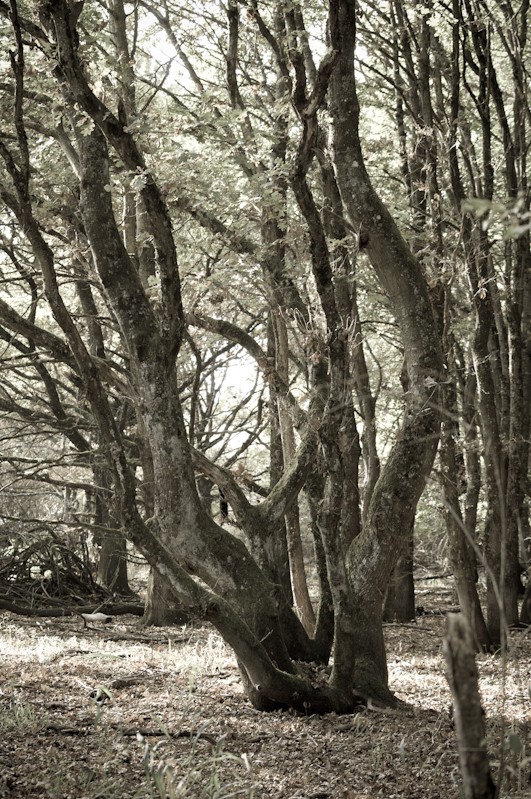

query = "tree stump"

[{"left": 443, "top": 613, "right": 496, "bottom": 799}]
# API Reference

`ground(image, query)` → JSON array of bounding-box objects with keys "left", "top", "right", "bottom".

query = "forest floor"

[{"left": 0, "top": 582, "right": 530, "bottom": 799}]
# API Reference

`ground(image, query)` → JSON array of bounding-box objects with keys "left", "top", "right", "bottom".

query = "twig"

[{"left": 118, "top": 727, "right": 217, "bottom": 745}]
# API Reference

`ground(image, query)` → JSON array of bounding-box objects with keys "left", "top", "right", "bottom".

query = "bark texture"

[
  {"left": 328, "top": 0, "right": 443, "bottom": 693},
  {"left": 12, "top": 0, "right": 449, "bottom": 714},
  {"left": 444, "top": 614, "right": 496, "bottom": 799}
]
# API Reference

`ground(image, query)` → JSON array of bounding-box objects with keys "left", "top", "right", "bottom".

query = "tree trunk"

[
  {"left": 97, "top": 529, "right": 131, "bottom": 595},
  {"left": 272, "top": 310, "right": 315, "bottom": 634},
  {"left": 93, "top": 465, "right": 132, "bottom": 596},
  {"left": 521, "top": 569, "right": 531, "bottom": 626},
  {"left": 38, "top": 0, "right": 439, "bottom": 712},
  {"left": 444, "top": 614, "right": 496, "bottom": 799},
  {"left": 383, "top": 523, "right": 415, "bottom": 623},
  {"left": 143, "top": 569, "right": 189, "bottom": 626},
  {"left": 439, "top": 374, "right": 491, "bottom": 650},
  {"left": 329, "top": 0, "right": 443, "bottom": 698},
  {"left": 267, "top": 371, "right": 293, "bottom": 603},
  {"left": 138, "top": 418, "right": 183, "bottom": 627}
]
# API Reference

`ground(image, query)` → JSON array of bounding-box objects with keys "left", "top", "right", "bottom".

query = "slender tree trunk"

[
  {"left": 319, "top": 143, "right": 375, "bottom": 529},
  {"left": 521, "top": 572, "right": 531, "bottom": 626},
  {"left": 461, "top": 366, "right": 481, "bottom": 578},
  {"left": 272, "top": 310, "right": 315, "bottom": 634},
  {"left": 267, "top": 375, "right": 293, "bottom": 603},
  {"left": 438, "top": 320, "right": 490, "bottom": 648},
  {"left": 444, "top": 614, "right": 496, "bottom": 799},
  {"left": 440, "top": 393, "right": 491, "bottom": 650}
]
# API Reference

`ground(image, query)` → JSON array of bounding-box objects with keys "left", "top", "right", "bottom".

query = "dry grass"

[{"left": 0, "top": 606, "right": 529, "bottom": 799}]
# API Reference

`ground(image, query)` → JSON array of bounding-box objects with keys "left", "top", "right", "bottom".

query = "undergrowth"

[{"left": 139, "top": 730, "right": 255, "bottom": 798}]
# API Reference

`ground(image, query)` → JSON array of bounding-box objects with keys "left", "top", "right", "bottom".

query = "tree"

[
  {"left": 0, "top": 0, "right": 528, "bottom": 712},
  {"left": 347, "top": 0, "right": 530, "bottom": 647}
]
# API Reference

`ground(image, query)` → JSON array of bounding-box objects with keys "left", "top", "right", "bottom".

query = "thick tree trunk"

[
  {"left": 137, "top": 418, "right": 178, "bottom": 627},
  {"left": 383, "top": 523, "right": 415, "bottom": 623},
  {"left": 40, "top": 0, "right": 438, "bottom": 712},
  {"left": 77, "top": 125, "right": 309, "bottom": 683},
  {"left": 143, "top": 569, "right": 189, "bottom": 626},
  {"left": 97, "top": 529, "right": 131, "bottom": 595},
  {"left": 93, "top": 465, "right": 132, "bottom": 596},
  {"left": 143, "top": 569, "right": 170, "bottom": 626}
]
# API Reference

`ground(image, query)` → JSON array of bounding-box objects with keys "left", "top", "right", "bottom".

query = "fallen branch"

[
  {"left": 0, "top": 597, "right": 145, "bottom": 617},
  {"left": 383, "top": 622, "right": 441, "bottom": 636},
  {"left": 44, "top": 722, "right": 216, "bottom": 745},
  {"left": 101, "top": 632, "right": 190, "bottom": 644},
  {"left": 45, "top": 723, "right": 88, "bottom": 735}
]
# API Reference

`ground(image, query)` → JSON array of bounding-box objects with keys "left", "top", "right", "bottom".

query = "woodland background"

[{"left": 0, "top": 0, "right": 530, "bottom": 795}]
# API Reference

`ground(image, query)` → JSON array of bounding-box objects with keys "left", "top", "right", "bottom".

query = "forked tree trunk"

[
  {"left": 40, "top": 0, "right": 441, "bottom": 712},
  {"left": 329, "top": 0, "right": 443, "bottom": 698}
]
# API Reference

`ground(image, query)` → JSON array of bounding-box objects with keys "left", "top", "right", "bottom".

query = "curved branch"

[
  {"left": 188, "top": 312, "right": 306, "bottom": 427},
  {"left": 40, "top": 0, "right": 184, "bottom": 350},
  {"left": 0, "top": 295, "right": 75, "bottom": 368},
  {"left": 190, "top": 446, "right": 255, "bottom": 525},
  {"left": 328, "top": 0, "right": 443, "bottom": 591}
]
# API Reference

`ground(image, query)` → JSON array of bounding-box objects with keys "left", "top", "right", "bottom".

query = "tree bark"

[
  {"left": 444, "top": 614, "right": 496, "bottom": 799},
  {"left": 439, "top": 372, "right": 491, "bottom": 650},
  {"left": 521, "top": 567, "right": 531, "bottom": 626},
  {"left": 383, "top": 523, "right": 415, "bottom": 623},
  {"left": 22, "top": 0, "right": 447, "bottom": 713},
  {"left": 97, "top": 528, "right": 131, "bottom": 595},
  {"left": 143, "top": 569, "right": 189, "bottom": 626},
  {"left": 272, "top": 309, "right": 315, "bottom": 634},
  {"left": 329, "top": 0, "right": 443, "bottom": 697}
]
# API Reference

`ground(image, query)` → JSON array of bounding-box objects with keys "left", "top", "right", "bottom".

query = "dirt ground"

[{"left": 0, "top": 594, "right": 530, "bottom": 799}]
